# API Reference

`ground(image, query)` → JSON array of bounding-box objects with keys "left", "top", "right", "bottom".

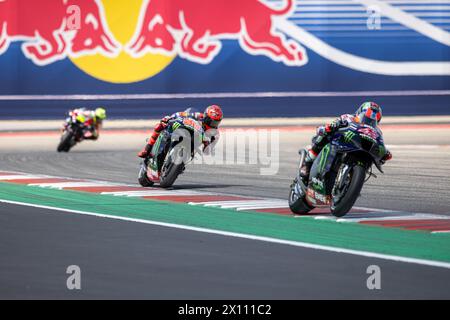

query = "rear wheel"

[
  {"left": 330, "top": 164, "right": 366, "bottom": 217},
  {"left": 289, "top": 180, "right": 314, "bottom": 214}
]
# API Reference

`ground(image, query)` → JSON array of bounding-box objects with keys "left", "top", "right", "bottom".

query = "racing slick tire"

[{"left": 330, "top": 164, "right": 366, "bottom": 217}]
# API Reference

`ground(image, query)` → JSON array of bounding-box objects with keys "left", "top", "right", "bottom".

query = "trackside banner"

[{"left": 0, "top": 0, "right": 449, "bottom": 118}]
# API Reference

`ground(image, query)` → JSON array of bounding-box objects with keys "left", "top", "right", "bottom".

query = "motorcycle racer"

[
  {"left": 64, "top": 107, "right": 107, "bottom": 141},
  {"left": 138, "top": 105, "right": 224, "bottom": 158},
  {"left": 300, "top": 102, "right": 392, "bottom": 181}
]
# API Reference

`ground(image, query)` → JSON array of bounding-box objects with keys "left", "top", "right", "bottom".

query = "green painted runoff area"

[{"left": 1, "top": 182, "right": 449, "bottom": 263}]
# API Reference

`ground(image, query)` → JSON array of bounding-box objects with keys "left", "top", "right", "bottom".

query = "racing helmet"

[
  {"left": 95, "top": 107, "right": 107, "bottom": 120},
  {"left": 203, "top": 105, "right": 223, "bottom": 129},
  {"left": 355, "top": 102, "right": 382, "bottom": 127}
]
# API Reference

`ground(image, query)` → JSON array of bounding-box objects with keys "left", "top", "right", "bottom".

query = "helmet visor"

[
  {"left": 204, "top": 118, "right": 221, "bottom": 129},
  {"left": 358, "top": 108, "right": 380, "bottom": 127},
  {"left": 360, "top": 116, "right": 378, "bottom": 127}
]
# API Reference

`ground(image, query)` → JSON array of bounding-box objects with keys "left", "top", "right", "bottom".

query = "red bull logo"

[
  {"left": 0, "top": 0, "right": 120, "bottom": 66},
  {"left": 0, "top": 0, "right": 308, "bottom": 83},
  {"left": 126, "top": 0, "right": 307, "bottom": 66}
]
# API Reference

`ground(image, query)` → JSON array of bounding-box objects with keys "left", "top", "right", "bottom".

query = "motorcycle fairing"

[
  {"left": 310, "top": 143, "right": 338, "bottom": 181},
  {"left": 147, "top": 131, "right": 171, "bottom": 180},
  {"left": 332, "top": 126, "right": 386, "bottom": 163},
  {"left": 307, "top": 143, "right": 339, "bottom": 203},
  {"left": 306, "top": 188, "right": 331, "bottom": 207}
]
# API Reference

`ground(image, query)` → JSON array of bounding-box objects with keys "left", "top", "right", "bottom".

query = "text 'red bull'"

[
  {"left": 126, "top": 0, "right": 307, "bottom": 66},
  {"left": 0, "top": 0, "right": 120, "bottom": 66}
]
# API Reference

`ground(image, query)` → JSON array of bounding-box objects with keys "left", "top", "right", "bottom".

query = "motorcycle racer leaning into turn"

[
  {"left": 299, "top": 101, "right": 393, "bottom": 181},
  {"left": 138, "top": 105, "right": 224, "bottom": 159},
  {"left": 63, "top": 107, "right": 107, "bottom": 141}
]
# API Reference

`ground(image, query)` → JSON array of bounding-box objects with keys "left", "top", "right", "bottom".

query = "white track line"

[
  {"left": 337, "top": 214, "right": 450, "bottom": 223},
  {"left": 315, "top": 212, "right": 450, "bottom": 223},
  {"left": 222, "top": 204, "right": 288, "bottom": 210},
  {"left": 0, "top": 175, "right": 49, "bottom": 180},
  {"left": 28, "top": 182, "right": 119, "bottom": 188},
  {"left": 336, "top": 215, "right": 450, "bottom": 223},
  {"left": 236, "top": 205, "right": 290, "bottom": 211},
  {"left": 219, "top": 201, "right": 288, "bottom": 208},
  {"left": 1, "top": 198, "right": 449, "bottom": 269},
  {"left": 314, "top": 216, "right": 340, "bottom": 221},
  {"left": 351, "top": 206, "right": 396, "bottom": 213},
  {"left": 334, "top": 211, "right": 446, "bottom": 219},
  {"left": 209, "top": 203, "right": 285, "bottom": 209},
  {"left": 190, "top": 200, "right": 286, "bottom": 206},
  {"left": 101, "top": 190, "right": 205, "bottom": 197}
]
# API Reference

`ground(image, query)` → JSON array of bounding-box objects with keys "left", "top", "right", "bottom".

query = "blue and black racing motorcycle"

[
  {"left": 138, "top": 116, "right": 207, "bottom": 188},
  {"left": 289, "top": 122, "right": 388, "bottom": 217}
]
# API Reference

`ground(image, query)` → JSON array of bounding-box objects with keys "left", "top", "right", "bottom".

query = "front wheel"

[
  {"left": 159, "top": 146, "right": 186, "bottom": 188},
  {"left": 330, "top": 164, "right": 366, "bottom": 217},
  {"left": 57, "top": 131, "right": 74, "bottom": 152},
  {"left": 289, "top": 180, "right": 314, "bottom": 214}
]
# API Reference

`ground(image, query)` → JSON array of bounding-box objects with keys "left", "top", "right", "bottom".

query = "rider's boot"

[
  {"left": 300, "top": 148, "right": 317, "bottom": 182},
  {"left": 138, "top": 143, "right": 153, "bottom": 159},
  {"left": 138, "top": 127, "right": 163, "bottom": 158}
]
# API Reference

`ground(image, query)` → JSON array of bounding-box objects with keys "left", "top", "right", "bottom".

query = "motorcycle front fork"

[
  {"left": 291, "top": 149, "right": 308, "bottom": 198},
  {"left": 297, "top": 149, "right": 307, "bottom": 181}
]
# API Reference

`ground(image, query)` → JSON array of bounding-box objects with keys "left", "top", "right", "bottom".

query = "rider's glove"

[
  {"left": 316, "top": 126, "right": 327, "bottom": 136},
  {"left": 161, "top": 116, "right": 171, "bottom": 124},
  {"left": 325, "top": 119, "right": 348, "bottom": 133},
  {"left": 340, "top": 119, "right": 349, "bottom": 127},
  {"left": 324, "top": 122, "right": 337, "bottom": 134},
  {"left": 380, "top": 151, "right": 392, "bottom": 165}
]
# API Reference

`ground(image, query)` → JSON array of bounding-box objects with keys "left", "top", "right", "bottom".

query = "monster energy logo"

[
  {"left": 312, "top": 177, "right": 325, "bottom": 193},
  {"left": 149, "top": 135, "right": 164, "bottom": 170},
  {"left": 344, "top": 131, "right": 356, "bottom": 143},
  {"left": 172, "top": 122, "right": 181, "bottom": 130},
  {"left": 154, "top": 135, "right": 163, "bottom": 153},
  {"left": 319, "top": 144, "right": 330, "bottom": 173}
]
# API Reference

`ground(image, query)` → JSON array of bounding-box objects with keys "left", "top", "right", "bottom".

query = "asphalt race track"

[
  {"left": 1, "top": 125, "right": 449, "bottom": 214},
  {"left": 1, "top": 124, "right": 450, "bottom": 299},
  {"left": 2, "top": 202, "right": 450, "bottom": 299}
]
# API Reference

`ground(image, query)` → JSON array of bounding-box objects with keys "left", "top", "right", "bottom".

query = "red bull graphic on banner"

[
  {"left": 0, "top": 0, "right": 120, "bottom": 66},
  {"left": 0, "top": 0, "right": 449, "bottom": 118},
  {"left": 1, "top": 0, "right": 449, "bottom": 80},
  {"left": 0, "top": 0, "right": 307, "bottom": 83},
  {"left": 126, "top": 0, "right": 307, "bottom": 66}
]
